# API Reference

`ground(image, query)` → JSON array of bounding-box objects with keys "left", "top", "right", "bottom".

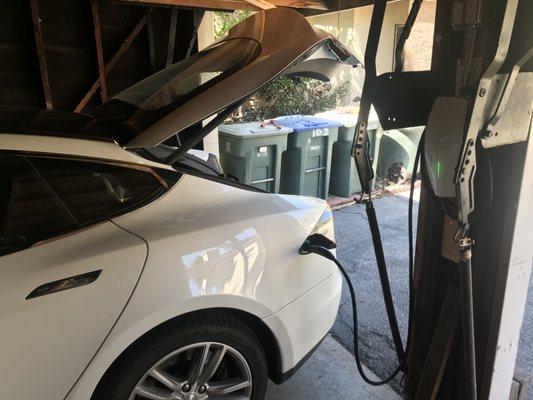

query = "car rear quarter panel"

[
  {"left": 66, "top": 175, "right": 336, "bottom": 399},
  {"left": 113, "top": 174, "right": 336, "bottom": 317}
]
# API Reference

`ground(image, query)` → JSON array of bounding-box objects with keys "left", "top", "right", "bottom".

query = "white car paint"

[
  {"left": 0, "top": 133, "right": 171, "bottom": 171},
  {"left": 1, "top": 134, "right": 342, "bottom": 400},
  {"left": 0, "top": 220, "right": 147, "bottom": 400}
]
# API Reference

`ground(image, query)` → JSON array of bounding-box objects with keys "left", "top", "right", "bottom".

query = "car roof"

[{"left": 0, "top": 133, "right": 172, "bottom": 170}]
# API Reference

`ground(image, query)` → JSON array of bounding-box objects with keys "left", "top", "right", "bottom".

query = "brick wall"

[{"left": 402, "top": 0, "right": 436, "bottom": 71}]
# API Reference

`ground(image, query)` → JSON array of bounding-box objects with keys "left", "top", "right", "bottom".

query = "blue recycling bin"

[{"left": 275, "top": 115, "right": 340, "bottom": 199}]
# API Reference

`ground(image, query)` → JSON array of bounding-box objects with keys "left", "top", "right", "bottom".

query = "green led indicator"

[{"left": 436, "top": 160, "right": 442, "bottom": 179}]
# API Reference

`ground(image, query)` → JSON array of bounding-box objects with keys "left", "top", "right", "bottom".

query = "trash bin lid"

[
  {"left": 274, "top": 115, "right": 341, "bottom": 132},
  {"left": 218, "top": 121, "right": 293, "bottom": 138},
  {"left": 315, "top": 109, "right": 380, "bottom": 130}
]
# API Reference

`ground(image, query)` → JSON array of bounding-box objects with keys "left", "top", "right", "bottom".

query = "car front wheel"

[{"left": 94, "top": 311, "right": 268, "bottom": 400}]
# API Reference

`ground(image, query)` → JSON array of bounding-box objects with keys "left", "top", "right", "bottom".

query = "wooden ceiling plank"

[{"left": 30, "top": 0, "right": 53, "bottom": 110}]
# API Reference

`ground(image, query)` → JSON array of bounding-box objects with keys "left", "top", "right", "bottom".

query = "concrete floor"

[
  {"left": 266, "top": 335, "right": 400, "bottom": 400},
  {"left": 331, "top": 190, "right": 533, "bottom": 396}
]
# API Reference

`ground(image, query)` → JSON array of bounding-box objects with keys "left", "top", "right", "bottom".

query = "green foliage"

[
  {"left": 213, "top": 11, "right": 351, "bottom": 122},
  {"left": 214, "top": 10, "right": 253, "bottom": 40},
  {"left": 232, "top": 76, "right": 351, "bottom": 122}
]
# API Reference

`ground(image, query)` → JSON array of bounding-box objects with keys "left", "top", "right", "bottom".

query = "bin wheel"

[{"left": 388, "top": 162, "right": 407, "bottom": 185}]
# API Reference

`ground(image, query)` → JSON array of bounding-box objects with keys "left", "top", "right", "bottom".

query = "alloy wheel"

[{"left": 128, "top": 342, "right": 253, "bottom": 400}]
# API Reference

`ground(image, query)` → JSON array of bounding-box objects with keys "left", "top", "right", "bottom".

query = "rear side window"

[
  {"left": 0, "top": 155, "right": 78, "bottom": 256},
  {"left": 29, "top": 157, "right": 165, "bottom": 224}
]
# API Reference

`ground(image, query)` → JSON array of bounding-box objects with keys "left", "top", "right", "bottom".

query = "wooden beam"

[
  {"left": 30, "top": 0, "right": 53, "bottom": 110},
  {"left": 118, "top": 0, "right": 330, "bottom": 12},
  {"left": 74, "top": 14, "right": 148, "bottom": 112},
  {"left": 185, "top": 10, "right": 205, "bottom": 58},
  {"left": 147, "top": 8, "right": 157, "bottom": 72},
  {"left": 300, "top": 0, "right": 396, "bottom": 16},
  {"left": 91, "top": 0, "right": 108, "bottom": 102},
  {"left": 244, "top": 0, "right": 276, "bottom": 9},
  {"left": 166, "top": 7, "right": 178, "bottom": 67}
]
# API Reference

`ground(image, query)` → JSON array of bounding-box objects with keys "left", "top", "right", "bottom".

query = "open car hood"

[
  {"left": 0, "top": 9, "right": 358, "bottom": 154},
  {"left": 94, "top": 7, "right": 357, "bottom": 150}
]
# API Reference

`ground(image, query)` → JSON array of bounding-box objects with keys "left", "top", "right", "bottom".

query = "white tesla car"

[{"left": 0, "top": 8, "right": 356, "bottom": 400}]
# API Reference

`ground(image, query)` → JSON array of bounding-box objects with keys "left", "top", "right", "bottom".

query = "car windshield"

[{"left": 113, "top": 38, "right": 261, "bottom": 110}]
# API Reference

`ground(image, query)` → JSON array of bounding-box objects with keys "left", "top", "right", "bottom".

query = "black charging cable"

[
  {"left": 300, "top": 132, "right": 424, "bottom": 386},
  {"left": 305, "top": 243, "right": 405, "bottom": 385}
]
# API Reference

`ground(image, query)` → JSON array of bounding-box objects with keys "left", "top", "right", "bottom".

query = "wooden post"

[
  {"left": 91, "top": 0, "right": 108, "bottom": 102},
  {"left": 147, "top": 7, "right": 157, "bottom": 72},
  {"left": 30, "top": 0, "right": 53, "bottom": 110},
  {"left": 415, "top": 287, "right": 461, "bottom": 400},
  {"left": 166, "top": 8, "right": 178, "bottom": 67}
]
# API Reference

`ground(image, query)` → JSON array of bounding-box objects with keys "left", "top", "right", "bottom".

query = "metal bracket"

[
  {"left": 454, "top": 227, "right": 474, "bottom": 261},
  {"left": 454, "top": 0, "right": 520, "bottom": 229},
  {"left": 481, "top": 46, "right": 533, "bottom": 146},
  {"left": 353, "top": 0, "right": 387, "bottom": 195},
  {"left": 457, "top": 235, "right": 474, "bottom": 251}
]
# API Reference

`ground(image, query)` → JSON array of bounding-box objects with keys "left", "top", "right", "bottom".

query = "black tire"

[{"left": 93, "top": 310, "right": 268, "bottom": 400}]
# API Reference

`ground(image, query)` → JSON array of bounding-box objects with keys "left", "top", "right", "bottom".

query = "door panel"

[{"left": 0, "top": 221, "right": 146, "bottom": 400}]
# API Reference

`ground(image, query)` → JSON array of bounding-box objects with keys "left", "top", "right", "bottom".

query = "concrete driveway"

[{"left": 266, "top": 335, "right": 399, "bottom": 400}]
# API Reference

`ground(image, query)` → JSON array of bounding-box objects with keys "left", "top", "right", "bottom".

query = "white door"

[{"left": 0, "top": 154, "right": 165, "bottom": 400}]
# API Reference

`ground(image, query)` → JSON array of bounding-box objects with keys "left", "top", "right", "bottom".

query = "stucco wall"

[
  {"left": 308, "top": 0, "right": 436, "bottom": 74},
  {"left": 402, "top": 0, "right": 436, "bottom": 71},
  {"left": 307, "top": 1, "right": 410, "bottom": 76},
  {"left": 197, "top": 12, "right": 220, "bottom": 156}
]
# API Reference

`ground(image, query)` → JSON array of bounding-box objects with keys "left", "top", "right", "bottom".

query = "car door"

[{"left": 0, "top": 154, "right": 165, "bottom": 400}]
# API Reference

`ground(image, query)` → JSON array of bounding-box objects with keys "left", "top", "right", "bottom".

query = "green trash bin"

[
  {"left": 218, "top": 122, "right": 292, "bottom": 192},
  {"left": 316, "top": 110, "right": 381, "bottom": 197},
  {"left": 377, "top": 126, "right": 424, "bottom": 182},
  {"left": 275, "top": 115, "right": 340, "bottom": 199}
]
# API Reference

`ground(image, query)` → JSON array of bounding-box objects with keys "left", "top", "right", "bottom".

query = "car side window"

[
  {"left": 29, "top": 157, "right": 164, "bottom": 224},
  {"left": 0, "top": 155, "right": 78, "bottom": 256}
]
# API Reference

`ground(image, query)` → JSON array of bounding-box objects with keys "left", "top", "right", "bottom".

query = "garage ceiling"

[{"left": 0, "top": 0, "right": 388, "bottom": 113}]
